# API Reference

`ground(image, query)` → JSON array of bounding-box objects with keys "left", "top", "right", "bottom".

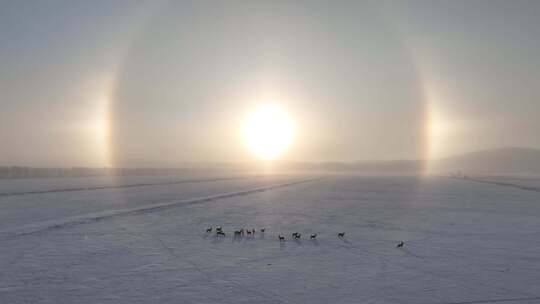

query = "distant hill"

[
  {"left": 2, "top": 147, "right": 540, "bottom": 179},
  {"left": 430, "top": 147, "right": 540, "bottom": 175},
  {"left": 274, "top": 147, "right": 540, "bottom": 175}
]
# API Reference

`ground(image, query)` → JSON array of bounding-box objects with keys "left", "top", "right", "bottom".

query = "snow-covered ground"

[
  {"left": 465, "top": 175, "right": 540, "bottom": 193},
  {"left": 1, "top": 175, "right": 540, "bottom": 304}
]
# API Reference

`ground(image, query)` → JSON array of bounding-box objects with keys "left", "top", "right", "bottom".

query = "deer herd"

[{"left": 204, "top": 226, "right": 405, "bottom": 248}]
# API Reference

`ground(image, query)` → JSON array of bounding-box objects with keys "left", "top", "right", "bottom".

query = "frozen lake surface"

[{"left": 1, "top": 174, "right": 539, "bottom": 304}]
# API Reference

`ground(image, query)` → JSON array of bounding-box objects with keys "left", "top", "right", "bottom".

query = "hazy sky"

[{"left": 1, "top": 0, "right": 540, "bottom": 167}]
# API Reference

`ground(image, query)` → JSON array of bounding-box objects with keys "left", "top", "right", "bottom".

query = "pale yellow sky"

[{"left": 2, "top": 1, "right": 540, "bottom": 167}]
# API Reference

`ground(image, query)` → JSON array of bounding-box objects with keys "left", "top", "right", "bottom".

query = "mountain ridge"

[{"left": 2, "top": 147, "right": 540, "bottom": 178}]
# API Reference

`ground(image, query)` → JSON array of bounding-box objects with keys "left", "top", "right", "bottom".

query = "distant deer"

[
  {"left": 206, "top": 227, "right": 212, "bottom": 233},
  {"left": 216, "top": 226, "right": 223, "bottom": 233},
  {"left": 292, "top": 232, "right": 299, "bottom": 238},
  {"left": 396, "top": 241, "right": 404, "bottom": 248},
  {"left": 278, "top": 235, "right": 285, "bottom": 241},
  {"left": 310, "top": 234, "right": 317, "bottom": 239},
  {"left": 338, "top": 232, "right": 345, "bottom": 238},
  {"left": 293, "top": 233, "right": 301, "bottom": 240},
  {"left": 251, "top": 229, "right": 256, "bottom": 234},
  {"left": 234, "top": 230, "right": 242, "bottom": 237},
  {"left": 216, "top": 231, "right": 225, "bottom": 237},
  {"left": 246, "top": 230, "right": 252, "bottom": 236},
  {"left": 260, "top": 228, "right": 265, "bottom": 233}
]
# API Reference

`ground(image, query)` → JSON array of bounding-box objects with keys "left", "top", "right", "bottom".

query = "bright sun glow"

[{"left": 242, "top": 104, "right": 295, "bottom": 160}]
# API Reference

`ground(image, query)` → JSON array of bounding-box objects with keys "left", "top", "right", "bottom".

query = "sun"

[{"left": 242, "top": 104, "right": 295, "bottom": 160}]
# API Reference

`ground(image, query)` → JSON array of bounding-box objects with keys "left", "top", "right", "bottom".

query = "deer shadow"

[
  {"left": 211, "top": 235, "right": 225, "bottom": 244},
  {"left": 339, "top": 237, "right": 350, "bottom": 244}
]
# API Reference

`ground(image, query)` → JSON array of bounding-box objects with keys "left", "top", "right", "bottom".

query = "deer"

[
  {"left": 293, "top": 233, "right": 301, "bottom": 240},
  {"left": 246, "top": 230, "right": 252, "bottom": 236},
  {"left": 338, "top": 232, "right": 345, "bottom": 238},
  {"left": 206, "top": 227, "right": 212, "bottom": 233},
  {"left": 310, "top": 234, "right": 317, "bottom": 239},
  {"left": 396, "top": 241, "right": 404, "bottom": 248},
  {"left": 278, "top": 235, "right": 285, "bottom": 241},
  {"left": 260, "top": 228, "right": 265, "bottom": 233},
  {"left": 216, "top": 231, "right": 226, "bottom": 237}
]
